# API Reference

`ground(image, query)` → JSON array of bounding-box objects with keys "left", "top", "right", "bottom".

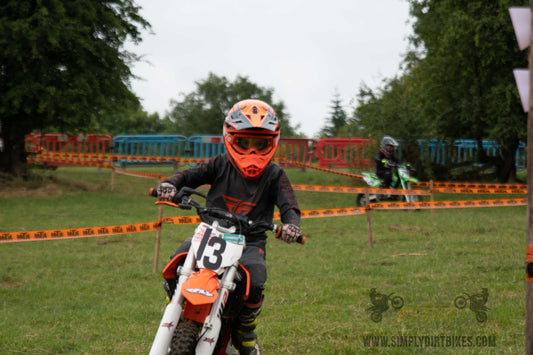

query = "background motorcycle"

[
  {"left": 356, "top": 162, "right": 421, "bottom": 207},
  {"left": 149, "top": 187, "right": 304, "bottom": 355}
]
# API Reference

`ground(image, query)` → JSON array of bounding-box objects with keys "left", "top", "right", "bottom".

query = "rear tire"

[
  {"left": 169, "top": 318, "right": 202, "bottom": 355},
  {"left": 356, "top": 194, "right": 366, "bottom": 207}
]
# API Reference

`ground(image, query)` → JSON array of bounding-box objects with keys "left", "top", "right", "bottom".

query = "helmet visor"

[{"left": 233, "top": 135, "right": 275, "bottom": 155}]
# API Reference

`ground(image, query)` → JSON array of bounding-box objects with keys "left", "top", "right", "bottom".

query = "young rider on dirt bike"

[
  {"left": 156, "top": 99, "right": 302, "bottom": 355},
  {"left": 375, "top": 136, "right": 400, "bottom": 188}
]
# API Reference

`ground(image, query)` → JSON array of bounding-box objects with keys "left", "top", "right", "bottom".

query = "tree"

[
  {"left": 320, "top": 91, "right": 347, "bottom": 138},
  {"left": 96, "top": 102, "right": 163, "bottom": 136},
  {"left": 0, "top": 0, "right": 150, "bottom": 177},
  {"left": 405, "top": 0, "right": 528, "bottom": 181},
  {"left": 164, "top": 73, "right": 300, "bottom": 137}
]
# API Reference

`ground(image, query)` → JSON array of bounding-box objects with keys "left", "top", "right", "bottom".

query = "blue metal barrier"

[
  {"left": 113, "top": 135, "right": 188, "bottom": 166},
  {"left": 112, "top": 134, "right": 225, "bottom": 167},
  {"left": 416, "top": 139, "right": 526, "bottom": 168},
  {"left": 186, "top": 135, "right": 225, "bottom": 160}
]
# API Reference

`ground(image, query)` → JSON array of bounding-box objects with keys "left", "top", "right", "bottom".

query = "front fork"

[
  {"left": 149, "top": 251, "right": 196, "bottom": 355},
  {"left": 195, "top": 262, "right": 239, "bottom": 353}
]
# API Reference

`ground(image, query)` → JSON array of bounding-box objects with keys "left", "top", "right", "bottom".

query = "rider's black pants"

[{"left": 378, "top": 170, "right": 393, "bottom": 188}]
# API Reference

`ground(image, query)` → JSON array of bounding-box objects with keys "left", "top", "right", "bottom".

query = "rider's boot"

[
  {"left": 232, "top": 302, "right": 263, "bottom": 355},
  {"left": 163, "top": 278, "right": 176, "bottom": 303}
]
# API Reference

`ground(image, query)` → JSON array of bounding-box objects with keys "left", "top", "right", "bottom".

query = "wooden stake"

[
  {"left": 430, "top": 180, "right": 434, "bottom": 221},
  {"left": 366, "top": 191, "right": 373, "bottom": 248},
  {"left": 111, "top": 168, "right": 115, "bottom": 190},
  {"left": 153, "top": 206, "right": 163, "bottom": 273}
]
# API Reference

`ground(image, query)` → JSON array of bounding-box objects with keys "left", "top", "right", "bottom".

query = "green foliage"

[
  {"left": 97, "top": 102, "right": 164, "bottom": 135},
  {"left": 0, "top": 0, "right": 150, "bottom": 175},
  {"left": 320, "top": 90, "right": 348, "bottom": 138},
  {"left": 164, "top": 72, "right": 301, "bottom": 137},
  {"left": 355, "top": 75, "right": 436, "bottom": 141}
]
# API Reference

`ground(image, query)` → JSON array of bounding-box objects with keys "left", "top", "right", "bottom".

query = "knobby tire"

[{"left": 169, "top": 318, "right": 202, "bottom": 355}]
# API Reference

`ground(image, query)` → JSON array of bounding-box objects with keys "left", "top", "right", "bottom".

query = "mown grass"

[{"left": 0, "top": 165, "right": 526, "bottom": 354}]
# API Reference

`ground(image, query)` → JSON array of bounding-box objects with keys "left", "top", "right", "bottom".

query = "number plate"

[{"left": 191, "top": 222, "right": 245, "bottom": 273}]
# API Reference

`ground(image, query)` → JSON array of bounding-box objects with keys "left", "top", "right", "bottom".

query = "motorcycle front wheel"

[
  {"left": 403, "top": 194, "right": 421, "bottom": 203},
  {"left": 169, "top": 318, "right": 202, "bottom": 355},
  {"left": 403, "top": 182, "right": 423, "bottom": 204}
]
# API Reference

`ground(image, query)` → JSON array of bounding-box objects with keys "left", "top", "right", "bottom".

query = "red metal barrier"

[
  {"left": 26, "top": 133, "right": 113, "bottom": 166},
  {"left": 26, "top": 133, "right": 113, "bottom": 154},
  {"left": 275, "top": 138, "right": 316, "bottom": 167},
  {"left": 315, "top": 138, "right": 374, "bottom": 168}
]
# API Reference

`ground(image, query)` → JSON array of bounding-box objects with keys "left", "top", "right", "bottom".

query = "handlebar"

[{"left": 149, "top": 187, "right": 305, "bottom": 244}]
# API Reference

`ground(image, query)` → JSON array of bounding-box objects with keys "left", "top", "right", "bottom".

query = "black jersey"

[
  {"left": 374, "top": 149, "right": 399, "bottom": 177},
  {"left": 163, "top": 154, "right": 301, "bottom": 242}
]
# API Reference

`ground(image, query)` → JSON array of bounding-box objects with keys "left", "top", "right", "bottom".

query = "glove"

[
  {"left": 157, "top": 182, "right": 177, "bottom": 201},
  {"left": 277, "top": 224, "right": 302, "bottom": 244}
]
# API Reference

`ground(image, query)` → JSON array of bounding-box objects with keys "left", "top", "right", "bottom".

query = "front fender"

[{"left": 182, "top": 268, "right": 219, "bottom": 305}]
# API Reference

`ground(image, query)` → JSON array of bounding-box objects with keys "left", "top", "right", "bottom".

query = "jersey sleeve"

[{"left": 275, "top": 170, "right": 301, "bottom": 225}]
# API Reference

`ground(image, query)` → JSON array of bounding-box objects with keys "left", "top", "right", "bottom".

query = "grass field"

[{"left": 0, "top": 165, "right": 527, "bottom": 354}]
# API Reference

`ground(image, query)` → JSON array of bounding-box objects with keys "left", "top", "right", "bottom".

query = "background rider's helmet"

[
  {"left": 380, "top": 136, "right": 399, "bottom": 157},
  {"left": 223, "top": 99, "right": 280, "bottom": 179}
]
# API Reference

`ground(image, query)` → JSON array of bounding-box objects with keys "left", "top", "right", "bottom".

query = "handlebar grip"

[
  {"left": 149, "top": 188, "right": 158, "bottom": 197},
  {"left": 274, "top": 225, "right": 306, "bottom": 244}
]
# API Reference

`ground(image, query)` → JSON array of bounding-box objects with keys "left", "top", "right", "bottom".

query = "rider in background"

[
  {"left": 375, "top": 136, "right": 400, "bottom": 188},
  {"left": 156, "top": 99, "right": 302, "bottom": 355}
]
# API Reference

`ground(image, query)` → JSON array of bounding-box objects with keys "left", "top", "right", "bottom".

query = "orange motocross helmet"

[{"left": 223, "top": 99, "right": 281, "bottom": 179}]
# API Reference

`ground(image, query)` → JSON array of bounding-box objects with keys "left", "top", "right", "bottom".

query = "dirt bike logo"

[
  {"left": 454, "top": 288, "right": 489, "bottom": 323},
  {"left": 367, "top": 288, "right": 404, "bottom": 322}
]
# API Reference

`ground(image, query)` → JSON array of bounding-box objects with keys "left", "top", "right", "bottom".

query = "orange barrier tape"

[
  {"left": 280, "top": 160, "right": 363, "bottom": 180},
  {"left": 113, "top": 156, "right": 206, "bottom": 163},
  {"left": 413, "top": 181, "right": 527, "bottom": 190},
  {"left": 28, "top": 157, "right": 113, "bottom": 168},
  {"left": 431, "top": 187, "right": 527, "bottom": 194},
  {"left": 299, "top": 207, "right": 367, "bottom": 218},
  {"left": 29, "top": 152, "right": 209, "bottom": 164},
  {"left": 30, "top": 152, "right": 111, "bottom": 160},
  {"left": 369, "top": 198, "right": 527, "bottom": 210},
  {"left": 527, "top": 245, "right": 533, "bottom": 263},
  {"left": 293, "top": 184, "right": 430, "bottom": 195},
  {"left": 0, "top": 221, "right": 160, "bottom": 243},
  {"left": 162, "top": 215, "right": 202, "bottom": 225},
  {"left": 527, "top": 245, "right": 533, "bottom": 282},
  {"left": 113, "top": 168, "right": 162, "bottom": 180}
]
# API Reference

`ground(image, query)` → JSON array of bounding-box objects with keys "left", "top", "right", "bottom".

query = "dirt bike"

[
  {"left": 454, "top": 289, "right": 489, "bottom": 323},
  {"left": 148, "top": 187, "right": 305, "bottom": 355},
  {"left": 356, "top": 162, "right": 420, "bottom": 207},
  {"left": 367, "top": 288, "right": 404, "bottom": 323}
]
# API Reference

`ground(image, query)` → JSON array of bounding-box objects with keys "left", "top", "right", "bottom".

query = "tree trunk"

[
  {"left": 496, "top": 140, "right": 519, "bottom": 183},
  {"left": 0, "top": 118, "right": 29, "bottom": 178}
]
